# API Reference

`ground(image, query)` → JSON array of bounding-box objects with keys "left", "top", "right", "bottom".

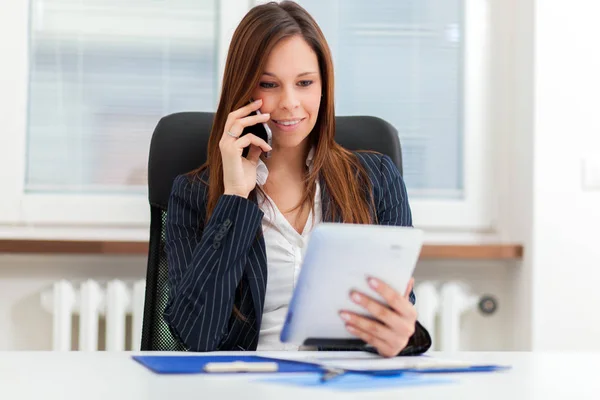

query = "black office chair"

[{"left": 140, "top": 112, "right": 403, "bottom": 351}]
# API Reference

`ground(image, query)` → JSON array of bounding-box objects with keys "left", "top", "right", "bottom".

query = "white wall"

[
  {"left": 529, "top": 0, "right": 600, "bottom": 350},
  {"left": 496, "top": 0, "right": 600, "bottom": 351}
]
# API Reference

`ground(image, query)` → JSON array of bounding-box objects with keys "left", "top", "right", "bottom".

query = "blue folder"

[
  {"left": 132, "top": 354, "right": 459, "bottom": 391},
  {"left": 132, "top": 354, "right": 326, "bottom": 375},
  {"left": 259, "top": 373, "right": 454, "bottom": 390},
  {"left": 132, "top": 354, "right": 509, "bottom": 376}
]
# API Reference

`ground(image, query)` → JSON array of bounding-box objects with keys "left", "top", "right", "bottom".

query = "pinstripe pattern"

[{"left": 163, "top": 152, "right": 431, "bottom": 354}]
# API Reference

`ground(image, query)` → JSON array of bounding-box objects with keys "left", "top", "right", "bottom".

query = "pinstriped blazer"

[{"left": 163, "top": 151, "right": 432, "bottom": 355}]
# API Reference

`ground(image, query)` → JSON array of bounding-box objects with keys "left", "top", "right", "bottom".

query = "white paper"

[
  {"left": 314, "top": 356, "right": 475, "bottom": 371},
  {"left": 275, "top": 353, "right": 475, "bottom": 372}
]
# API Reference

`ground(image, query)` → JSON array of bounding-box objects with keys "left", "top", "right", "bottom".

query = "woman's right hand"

[{"left": 220, "top": 98, "right": 272, "bottom": 198}]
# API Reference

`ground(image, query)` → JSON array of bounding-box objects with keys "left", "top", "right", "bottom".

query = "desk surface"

[{"left": 0, "top": 351, "right": 596, "bottom": 400}]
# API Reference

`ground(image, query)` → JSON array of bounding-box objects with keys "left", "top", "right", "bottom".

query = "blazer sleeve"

[
  {"left": 162, "top": 174, "right": 263, "bottom": 352},
  {"left": 374, "top": 154, "right": 432, "bottom": 356}
]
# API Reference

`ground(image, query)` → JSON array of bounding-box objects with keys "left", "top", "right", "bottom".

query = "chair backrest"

[{"left": 140, "top": 112, "right": 403, "bottom": 350}]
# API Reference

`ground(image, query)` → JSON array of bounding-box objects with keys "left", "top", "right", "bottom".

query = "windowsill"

[
  {"left": 0, "top": 225, "right": 150, "bottom": 242},
  {"left": 0, "top": 225, "right": 523, "bottom": 260}
]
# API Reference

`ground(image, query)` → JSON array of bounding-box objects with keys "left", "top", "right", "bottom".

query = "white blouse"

[{"left": 255, "top": 149, "right": 321, "bottom": 351}]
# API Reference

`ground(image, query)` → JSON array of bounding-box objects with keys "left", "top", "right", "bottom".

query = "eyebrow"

[{"left": 262, "top": 71, "right": 318, "bottom": 78}]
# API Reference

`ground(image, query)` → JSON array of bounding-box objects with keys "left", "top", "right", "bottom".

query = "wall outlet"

[{"left": 582, "top": 157, "right": 600, "bottom": 191}]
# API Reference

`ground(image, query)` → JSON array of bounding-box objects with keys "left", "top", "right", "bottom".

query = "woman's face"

[{"left": 251, "top": 35, "right": 322, "bottom": 151}]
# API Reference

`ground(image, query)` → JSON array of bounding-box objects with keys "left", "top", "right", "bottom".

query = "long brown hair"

[{"left": 195, "top": 1, "right": 375, "bottom": 225}]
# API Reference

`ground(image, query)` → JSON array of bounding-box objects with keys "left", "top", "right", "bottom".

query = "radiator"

[
  {"left": 41, "top": 279, "right": 146, "bottom": 351},
  {"left": 41, "top": 278, "right": 494, "bottom": 352},
  {"left": 414, "top": 280, "right": 497, "bottom": 351}
]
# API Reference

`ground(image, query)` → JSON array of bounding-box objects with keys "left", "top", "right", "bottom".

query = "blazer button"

[
  {"left": 223, "top": 219, "right": 232, "bottom": 227},
  {"left": 214, "top": 233, "right": 224, "bottom": 241},
  {"left": 212, "top": 242, "right": 221, "bottom": 250}
]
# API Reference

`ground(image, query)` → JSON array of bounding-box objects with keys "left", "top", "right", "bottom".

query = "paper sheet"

[
  {"left": 311, "top": 355, "right": 475, "bottom": 371},
  {"left": 272, "top": 353, "right": 477, "bottom": 372}
]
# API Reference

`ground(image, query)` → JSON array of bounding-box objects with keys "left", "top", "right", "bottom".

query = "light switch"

[{"left": 582, "top": 157, "right": 600, "bottom": 191}]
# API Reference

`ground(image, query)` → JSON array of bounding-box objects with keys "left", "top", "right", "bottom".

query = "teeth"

[{"left": 276, "top": 119, "right": 301, "bottom": 126}]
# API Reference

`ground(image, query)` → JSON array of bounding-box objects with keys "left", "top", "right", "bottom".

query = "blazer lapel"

[{"left": 245, "top": 191, "right": 267, "bottom": 339}]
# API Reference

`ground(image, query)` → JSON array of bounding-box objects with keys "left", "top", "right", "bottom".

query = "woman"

[{"left": 163, "top": 1, "right": 431, "bottom": 358}]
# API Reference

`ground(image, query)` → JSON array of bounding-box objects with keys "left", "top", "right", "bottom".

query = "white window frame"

[
  {"left": 409, "top": 0, "right": 494, "bottom": 232},
  {"left": 0, "top": 0, "right": 495, "bottom": 239}
]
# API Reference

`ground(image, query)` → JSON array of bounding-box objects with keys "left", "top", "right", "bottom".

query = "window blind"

[
  {"left": 26, "top": 0, "right": 218, "bottom": 194},
  {"left": 298, "top": 0, "right": 464, "bottom": 198}
]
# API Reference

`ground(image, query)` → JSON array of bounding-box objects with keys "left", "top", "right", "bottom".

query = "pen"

[
  {"left": 320, "top": 367, "right": 346, "bottom": 383},
  {"left": 203, "top": 361, "right": 278, "bottom": 373}
]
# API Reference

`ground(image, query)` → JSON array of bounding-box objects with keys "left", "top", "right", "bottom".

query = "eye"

[
  {"left": 298, "top": 80, "right": 313, "bottom": 87},
  {"left": 259, "top": 81, "right": 278, "bottom": 89}
]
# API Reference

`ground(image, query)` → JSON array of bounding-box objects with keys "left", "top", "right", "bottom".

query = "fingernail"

[
  {"left": 340, "top": 312, "right": 351, "bottom": 322},
  {"left": 346, "top": 325, "right": 357, "bottom": 333},
  {"left": 351, "top": 292, "right": 362, "bottom": 303},
  {"left": 264, "top": 113, "right": 270, "bottom": 117},
  {"left": 254, "top": 98, "right": 262, "bottom": 103},
  {"left": 368, "top": 278, "right": 379, "bottom": 289}
]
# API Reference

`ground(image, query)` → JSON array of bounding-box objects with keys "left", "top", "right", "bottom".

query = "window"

[
  {"left": 299, "top": 0, "right": 463, "bottom": 199},
  {"left": 27, "top": 0, "right": 218, "bottom": 195},
  {"left": 0, "top": 0, "right": 493, "bottom": 236},
  {"left": 0, "top": 0, "right": 247, "bottom": 230},
  {"left": 294, "top": 0, "right": 493, "bottom": 230}
]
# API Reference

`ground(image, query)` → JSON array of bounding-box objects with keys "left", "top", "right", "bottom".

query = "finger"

[
  {"left": 226, "top": 113, "right": 271, "bottom": 139},
  {"left": 228, "top": 98, "right": 263, "bottom": 120},
  {"left": 349, "top": 291, "right": 400, "bottom": 329},
  {"left": 246, "top": 144, "right": 263, "bottom": 163},
  {"left": 345, "top": 324, "right": 398, "bottom": 358},
  {"left": 234, "top": 133, "right": 272, "bottom": 153},
  {"left": 340, "top": 311, "right": 397, "bottom": 342},
  {"left": 405, "top": 278, "right": 415, "bottom": 299},
  {"left": 367, "top": 277, "right": 416, "bottom": 318},
  {"left": 340, "top": 311, "right": 414, "bottom": 355},
  {"left": 348, "top": 292, "right": 415, "bottom": 340}
]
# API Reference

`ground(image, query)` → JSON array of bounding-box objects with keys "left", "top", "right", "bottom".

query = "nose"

[{"left": 279, "top": 85, "right": 300, "bottom": 111}]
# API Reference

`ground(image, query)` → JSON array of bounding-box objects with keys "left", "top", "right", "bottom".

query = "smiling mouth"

[{"left": 272, "top": 118, "right": 305, "bottom": 127}]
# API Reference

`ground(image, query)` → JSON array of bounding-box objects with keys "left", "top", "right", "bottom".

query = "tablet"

[{"left": 280, "top": 223, "right": 424, "bottom": 348}]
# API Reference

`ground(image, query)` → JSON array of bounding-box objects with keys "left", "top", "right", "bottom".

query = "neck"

[{"left": 262, "top": 139, "right": 310, "bottom": 180}]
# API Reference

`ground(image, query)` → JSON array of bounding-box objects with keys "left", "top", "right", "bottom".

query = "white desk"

[{"left": 0, "top": 351, "right": 597, "bottom": 400}]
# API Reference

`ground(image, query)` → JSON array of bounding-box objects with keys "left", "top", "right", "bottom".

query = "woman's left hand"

[{"left": 339, "top": 277, "right": 417, "bottom": 358}]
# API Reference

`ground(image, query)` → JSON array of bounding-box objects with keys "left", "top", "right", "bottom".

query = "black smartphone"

[{"left": 240, "top": 105, "right": 272, "bottom": 158}]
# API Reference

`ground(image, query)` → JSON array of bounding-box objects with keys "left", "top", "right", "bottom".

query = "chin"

[{"left": 273, "top": 132, "right": 312, "bottom": 150}]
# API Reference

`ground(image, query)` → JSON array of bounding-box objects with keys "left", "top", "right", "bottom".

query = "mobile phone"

[{"left": 240, "top": 101, "right": 272, "bottom": 158}]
